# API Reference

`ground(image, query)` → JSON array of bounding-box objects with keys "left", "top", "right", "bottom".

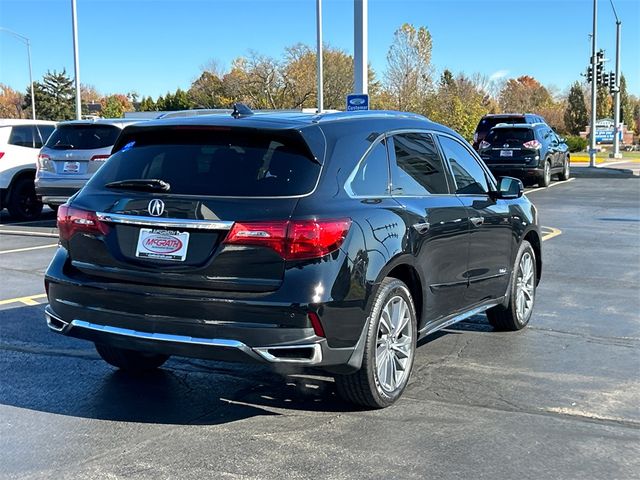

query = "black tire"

[
  {"left": 486, "top": 240, "right": 537, "bottom": 331},
  {"left": 95, "top": 343, "right": 169, "bottom": 373},
  {"left": 7, "top": 177, "right": 43, "bottom": 221},
  {"left": 538, "top": 160, "right": 551, "bottom": 187},
  {"left": 558, "top": 157, "right": 570, "bottom": 181},
  {"left": 47, "top": 204, "right": 59, "bottom": 214},
  {"left": 335, "top": 277, "right": 417, "bottom": 409}
]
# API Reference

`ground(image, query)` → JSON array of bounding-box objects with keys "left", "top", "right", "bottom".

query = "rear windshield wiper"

[
  {"left": 105, "top": 179, "right": 171, "bottom": 192},
  {"left": 51, "top": 143, "right": 75, "bottom": 149}
]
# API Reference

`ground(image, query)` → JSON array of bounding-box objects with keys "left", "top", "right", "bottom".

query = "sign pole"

[
  {"left": 611, "top": 20, "right": 622, "bottom": 158},
  {"left": 589, "top": 0, "right": 598, "bottom": 167},
  {"left": 71, "top": 0, "right": 82, "bottom": 120},
  {"left": 354, "top": 0, "right": 368, "bottom": 95},
  {"left": 316, "top": 0, "right": 324, "bottom": 113}
]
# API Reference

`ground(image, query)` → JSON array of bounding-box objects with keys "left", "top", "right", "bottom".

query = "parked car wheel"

[
  {"left": 335, "top": 278, "right": 417, "bottom": 408},
  {"left": 538, "top": 160, "right": 551, "bottom": 187},
  {"left": 95, "top": 343, "right": 169, "bottom": 373},
  {"left": 47, "top": 204, "right": 59, "bottom": 214},
  {"left": 558, "top": 157, "right": 570, "bottom": 181},
  {"left": 7, "top": 177, "right": 43, "bottom": 221},
  {"left": 486, "top": 240, "right": 536, "bottom": 331}
]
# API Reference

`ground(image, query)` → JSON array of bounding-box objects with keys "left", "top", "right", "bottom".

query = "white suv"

[{"left": 0, "top": 119, "right": 57, "bottom": 220}]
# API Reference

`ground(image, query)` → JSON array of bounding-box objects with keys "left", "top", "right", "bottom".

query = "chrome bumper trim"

[
  {"left": 254, "top": 344, "right": 323, "bottom": 364},
  {"left": 95, "top": 212, "right": 234, "bottom": 230}
]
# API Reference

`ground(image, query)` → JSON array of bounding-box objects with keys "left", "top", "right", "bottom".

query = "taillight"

[
  {"left": 224, "top": 218, "right": 351, "bottom": 260},
  {"left": 308, "top": 312, "right": 325, "bottom": 337},
  {"left": 37, "top": 153, "right": 50, "bottom": 171},
  {"left": 57, "top": 205, "right": 109, "bottom": 241},
  {"left": 90, "top": 154, "right": 110, "bottom": 162},
  {"left": 523, "top": 140, "right": 542, "bottom": 150},
  {"left": 479, "top": 140, "right": 491, "bottom": 150},
  {"left": 0, "top": 152, "right": 5, "bottom": 160}
]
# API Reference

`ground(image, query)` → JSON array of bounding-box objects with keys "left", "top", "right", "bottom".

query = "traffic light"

[
  {"left": 586, "top": 65, "right": 593, "bottom": 83},
  {"left": 609, "top": 72, "right": 617, "bottom": 93},
  {"left": 596, "top": 62, "right": 604, "bottom": 85},
  {"left": 603, "top": 72, "right": 610, "bottom": 88}
]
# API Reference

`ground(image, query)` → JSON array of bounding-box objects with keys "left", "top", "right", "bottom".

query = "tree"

[
  {"left": 633, "top": 101, "right": 640, "bottom": 135},
  {"left": 618, "top": 74, "right": 634, "bottom": 130},
  {"left": 384, "top": 23, "right": 433, "bottom": 112},
  {"left": 499, "top": 76, "right": 552, "bottom": 113},
  {"left": 564, "top": 82, "right": 588, "bottom": 135},
  {"left": 137, "top": 96, "right": 157, "bottom": 111},
  {"left": 596, "top": 85, "right": 611, "bottom": 119},
  {"left": 24, "top": 69, "right": 75, "bottom": 120},
  {"left": 188, "top": 71, "right": 230, "bottom": 108},
  {"left": 100, "top": 94, "right": 132, "bottom": 118},
  {"left": 0, "top": 84, "right": 25, "bottom": 118},
  {"left": 163, "top": 88, "right": 192, "bottom": 110}
]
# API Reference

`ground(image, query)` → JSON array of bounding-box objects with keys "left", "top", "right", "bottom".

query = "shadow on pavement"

[{"left": 571, "top": 167, "right": 638, "bottom": 179}]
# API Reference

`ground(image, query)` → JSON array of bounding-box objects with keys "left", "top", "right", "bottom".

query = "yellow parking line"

[
  {"left": 542, "top": 227, "right": 562, "bottom": 242},
  {"left": 0, "top": 244, "right": 58, "bottom": 255},
  {"left": 0, "top": 293, "right": 47, "bottom": 306}
]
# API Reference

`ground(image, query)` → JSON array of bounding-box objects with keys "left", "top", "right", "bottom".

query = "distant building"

[{"left": 581, "top": 118, "right": 633, "bottom": 145}]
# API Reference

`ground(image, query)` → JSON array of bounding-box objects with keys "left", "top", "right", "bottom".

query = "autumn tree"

[
  {"left": 0, "top": 84, "right": 25, "bottom": 118},
  {"left": 100, "top": 94, "right": 132, "bottom": 118},
  {"left": 499, "top": 76, "right": 552, "bottom": 113},
  {"left": 188, "top": 71, "right": 229, "bottom": 108},
  {"left": 564, "top": 82, "right": 588, "bottom": 134},
  {"left": 384, "top": 23, "right": 433, "bottom": 112}
]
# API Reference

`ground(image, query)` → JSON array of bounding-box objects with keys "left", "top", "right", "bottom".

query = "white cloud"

[{"left": 489, "top": 69, "right": 510, "bottom": 82}]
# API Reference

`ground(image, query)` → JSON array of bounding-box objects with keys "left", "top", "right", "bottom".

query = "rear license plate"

[
  {"left": 500, "top": 150, "right": 513, "bottom": 157},
  {"left": 63, "top": 161, "right": 80, "bottom": 173},
  {"left": 136, "top": 229, "right": 189, "bottom": 262}
]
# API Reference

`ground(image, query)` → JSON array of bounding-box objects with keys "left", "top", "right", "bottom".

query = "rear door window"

[
  {"left": 389, "top": 132, "right": 450, "bottom": 195},
  {"left": 45, "top": 124, "right": 121, "bottom": 150},
  {"left": 476, "top": 116, "right": 525, "bottom": 135},
  {"left": 87, "top": 127, "right": 321, "bottom": 197},
  {"left": 437, "top": 136, "right": 490, "bottom": 195}
]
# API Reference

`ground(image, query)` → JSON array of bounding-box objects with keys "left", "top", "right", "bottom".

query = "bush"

[{"left": 565, "top": 135, "right": 588, "bottom": 152}]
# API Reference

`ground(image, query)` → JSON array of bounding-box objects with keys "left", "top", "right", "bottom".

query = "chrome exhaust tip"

[
  {"left": 45, "top": 310, "right": 68, "bottom": 332},
  {"left": 254, "top": 344, "right": 322, "bottom": 364}
]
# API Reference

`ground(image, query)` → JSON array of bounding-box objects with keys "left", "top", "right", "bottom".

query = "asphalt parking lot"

[{"left": 1, "top": 168, "right": 639, "bottom": 479}]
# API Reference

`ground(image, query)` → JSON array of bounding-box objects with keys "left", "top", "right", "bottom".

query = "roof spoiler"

[{"left": 232, "top": 103, "right": 254, "bottom": 119}]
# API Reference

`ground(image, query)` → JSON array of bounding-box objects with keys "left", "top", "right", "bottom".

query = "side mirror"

[{"left": 497, "top": 176, "right": 524, "bottom": 199}]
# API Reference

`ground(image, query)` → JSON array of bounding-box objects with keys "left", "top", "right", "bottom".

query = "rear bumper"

[
  {"left": 35, "top": 177, "right": 86, "bottom": 205},
  {"left": 486, "top": 165, "right": 543, "bottom": 179}
]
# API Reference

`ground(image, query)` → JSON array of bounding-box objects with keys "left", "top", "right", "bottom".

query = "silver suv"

[{"left": 36, "top": 119, "right": 141, "bottom": 208}]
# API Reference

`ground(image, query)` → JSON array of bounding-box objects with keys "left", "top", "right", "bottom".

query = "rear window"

[
  {"left": 485, "top": 128, "right": 534, "bottom": 144},
  {"left": 476, "top": 116, "right": 525, "bottom": 134},
  {"left": 45, "top": 124, "right": 121, "bottom": 150},
  {"left": 86, "top": 127, "right": 321, "bottom": 197}
]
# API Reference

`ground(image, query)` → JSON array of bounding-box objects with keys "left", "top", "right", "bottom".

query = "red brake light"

[
  {"left": 0, "top": 152, "right": 5, "bottom": 160},
  {"left": 308, "top": 312, "right": 325, "bottom": 337},
  {"left": 224, "top": 218, "right": 351, "bottom": 260},
  {"left": 90, "top": 154, "right": 110, "bottom": 162},
  {"left": 523, "top": 140, "right": 542, "bottom": 150},
  {"left": 57, "top": 205, "right": 109, "bottom": 241},
  {"left": 37, "top": 153, "right": 50, "bottom": 170}
]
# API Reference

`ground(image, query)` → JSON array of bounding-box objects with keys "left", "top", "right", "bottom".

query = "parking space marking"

[
  {"left": 541, "top": 226, "right": 562, "bottom": 242},
  {"left": 0, "top": 293, "right": 47, "bottom": 307},
  {"left": 0, "top": 244, "right": 58, "bottom": 255},
  {"left": 526, "top": 177, "right": 575, "bottom": 194},
  {"left": 0, "top": 229, "right": 59, "bottom": 238}
]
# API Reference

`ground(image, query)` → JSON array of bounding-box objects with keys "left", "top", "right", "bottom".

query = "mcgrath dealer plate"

[{"left": 136, "top": 228, "right": 189, "bottom": 261}]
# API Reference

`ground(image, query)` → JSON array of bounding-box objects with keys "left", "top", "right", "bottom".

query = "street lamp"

[{"left": 0, "top": 27, "right": 36, "bottom": 120}]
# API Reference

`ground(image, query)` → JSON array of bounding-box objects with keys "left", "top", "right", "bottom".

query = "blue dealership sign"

[{"left": 346, "top": 94, "right": 369, "bottom": 111}]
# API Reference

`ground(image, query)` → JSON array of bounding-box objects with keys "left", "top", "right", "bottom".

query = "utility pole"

[
  {"left": 0, "top": 28, "right": 36, "bottom": 119},
  {"left": 71, "top": 0, "right": 82, "bottom": 120},
  {"left": 354, "top": 0, "right": 368, "bottom": 94},
  {"left": 611, "top": 17, "right": 622, "bottom": 158},
  {"left": 589, "top": 0, "right": 598, "bottom": 167},
  {"left": 316, "top": 0, "right": 323, "bottom": 113}
]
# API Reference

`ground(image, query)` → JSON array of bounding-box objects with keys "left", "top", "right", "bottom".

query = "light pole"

[
  {"left": 0, "top": 27, "right": 36, "bottom": 120},
  {"left": 71, "top": 0, "right": 82, "bottom": 120},
  {"left": 589, "top": 0, "right": 598, "bottom": 167},
  {"left": 354, "top": 0, "right": 368, "bottom": 95},
  {"left": 610, "top": 0, "right": 622, "bottom": 159},
  {"left": 316, "top": 0, "right": 323, "bottom": 113}
]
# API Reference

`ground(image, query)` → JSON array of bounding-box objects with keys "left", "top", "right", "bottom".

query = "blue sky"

[{"left": 1, "top": 0, "right": 638, "bottom": 100}]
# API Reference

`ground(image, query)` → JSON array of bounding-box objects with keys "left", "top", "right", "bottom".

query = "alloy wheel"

[
  {"left": 544, "top": 162, "right": 551, "bottom": 186},
  {"left": 375, "top": 295, "right": 413, "bottom": 394},
  {"left": 515, "top": 251, "right": 535, "bottom": 323}
]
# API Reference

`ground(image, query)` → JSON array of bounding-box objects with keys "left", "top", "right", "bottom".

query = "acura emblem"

[{"left": 148, "top": 199, "right": 165, "bottom": 217}]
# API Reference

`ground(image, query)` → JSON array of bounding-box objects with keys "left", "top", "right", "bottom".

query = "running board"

[{"left": 419, "top": 299, "right": 503, "bottom": 337}]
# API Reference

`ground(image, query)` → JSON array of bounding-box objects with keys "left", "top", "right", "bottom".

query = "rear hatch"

[
  {"left": 479, "top": 127, "right": 538, "bottom": 164},
  {"left": 42, "top": 123, "right": 121, "bottom": 177},
  {"left": 60, "top": 124, "right": 323, "bottom": 293},
  {"left": 474, "top": 115, "right": 525, "bottom": 148}
]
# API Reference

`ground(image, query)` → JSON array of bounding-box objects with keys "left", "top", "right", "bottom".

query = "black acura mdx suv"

[{"left": 45, "top": 109, "right": 541, "bottom": 408}]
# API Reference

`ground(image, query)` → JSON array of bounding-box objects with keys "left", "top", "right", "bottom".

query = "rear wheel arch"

[
  {"left": 7, "top": 168, "right": 36, "bottom": 195},
  {"left": 523, "top": 229, "right": 542, "bottom": 285},
  {"left": 372, "top": 260, "right": 424, "bottom": 330}
]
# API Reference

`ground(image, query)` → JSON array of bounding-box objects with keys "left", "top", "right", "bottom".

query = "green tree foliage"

[
  {"left": 24, "top": 69, "right": 75, "bottom": 120},
  {"left": 564, "top": 135, "right": 588, "bottom": 152},
  {"left": 384, "top": 23, "right": 433, "bottom": 112},
  {"left": 596, "top": 85, "right": 611, "bottom": 119},
  {"left": 100, "top": 94, "right": 132, "bottom": 118},
  {"left": 564, "top": 82, "right": 588, "bottom": 135},
  {"left": 633, "top": 101, "right": 640, "bottom": 135},
  {"left": 137, "top": 96, "right": 157, "bottom": 111},
  {"left": 618, "top": 74, "right": 634, "bottom": 130},
  {"left": 499, "top": 75, "right": 552, "bottom": 113},
  {"left": 188, "top": 71, "right": 230, "bottom": 108}
]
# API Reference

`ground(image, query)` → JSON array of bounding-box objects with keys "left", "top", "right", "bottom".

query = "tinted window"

[
  {"left": 8, "top": 125, "right": 34, "bottom": 148},
  {"left": 350, "top": 140, "right": 389, "bottom": 196},
  {"left": 34, "top": 125, "right": 55, "bottom": 148},
  {"left": 390, "top": 133, "right": 449, "bottom": 195},
  {"left": 45, "top": 124, "right": 121, "bottom": 150},
  {"left": 485, "top": 128, "right": 534, "bottom": 145},
  {"left": 87, "top": 127, "right": 320, "bottom": 197},
  {"left": 476, "top": 116, "right": 525, "bottom": 134},
  {"left": 438, "top": 136, "right": 489, "bottom": 195}
]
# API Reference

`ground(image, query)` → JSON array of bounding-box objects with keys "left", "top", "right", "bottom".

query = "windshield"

[
  {"left": 86, "top": 128, "right": 321, "bottom": 197},
  {"left": 476, "top": 116, "right": 526, "bottom": 134},
  {"left": 485, "top": 128, "right": 534, "bottom": 145},
  {"left": 45, "top": 124, "right": 121, "bottom": 150}
]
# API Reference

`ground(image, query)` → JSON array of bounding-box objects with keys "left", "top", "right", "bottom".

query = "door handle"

[
  {"left": 412, "top": 222, "right": 430, "bottom": 234},
  {"left": 470, "top": 216, "right": 484, "bottom": 227}
]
